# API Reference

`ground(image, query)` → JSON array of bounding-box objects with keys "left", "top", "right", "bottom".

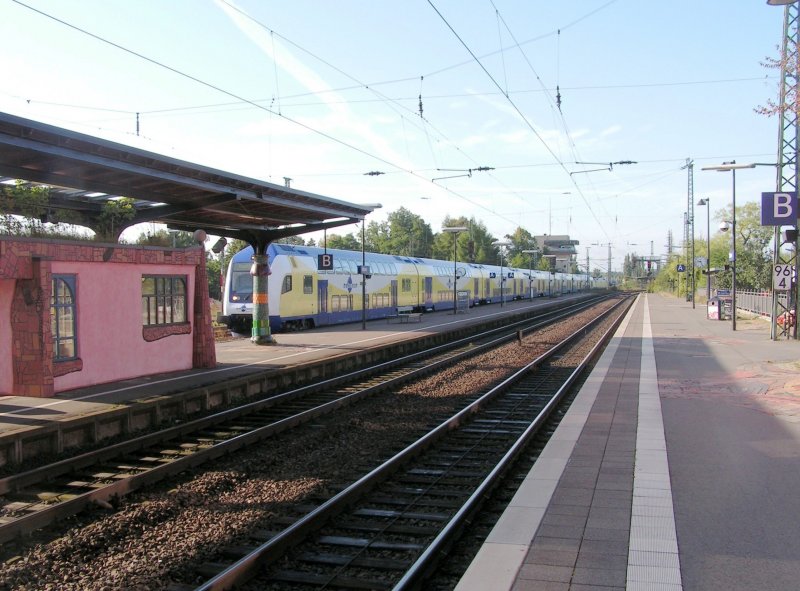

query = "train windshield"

[{"left": 229, "top": 262, "right": 253, "bottom": 302}]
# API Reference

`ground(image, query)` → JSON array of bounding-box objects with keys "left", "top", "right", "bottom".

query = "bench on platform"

[{"left": 387, "top": 306, "right": 423, "bottom": 323}]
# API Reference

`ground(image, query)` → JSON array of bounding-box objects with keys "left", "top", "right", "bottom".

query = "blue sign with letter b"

[{"left": 761, "top": 191, "right": 797, "bottom": 226}]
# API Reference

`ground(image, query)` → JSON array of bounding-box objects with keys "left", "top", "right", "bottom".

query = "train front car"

[{"left": 219, "top": 245, "right": 257, "bottom": 334}]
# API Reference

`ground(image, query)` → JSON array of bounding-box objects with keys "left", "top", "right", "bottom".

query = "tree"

[
  {"left": 714, "top": 202, "right": 772, "bottom": 290},
  {"left": 363, "top": 208, "right": 433, "bottom": 257},
  {"left": 0, "top": 181, "right": 84, "bottom": 237},
  {"left": 365, "top": 220, "right": 391, "bottom": 253},
  {"left": 133, "top": 228, "right": 195, "bottom": 247},
  {"left": 654, "top": 200, "right": 774, "bottom": 296},
  {"left": 431, "top": 216, "right": 498, "bottom": 264},
  {"left": 275, "top": 235, "right": 306, "bottom": 246},
  {"left": 504, "top": 227, "right": 538, "bottom": 268},
  {"left": 756, "top": 40, "right": 799, "bottom": 118},
  {"left": 206, "top": 254, "right": 223, "bottom": 300},
  {"left": 95, "top": 198, "right": 136, "bottom": 242},
  {"left": 325, "top": 232, "right": 361, "bottom": 251}
]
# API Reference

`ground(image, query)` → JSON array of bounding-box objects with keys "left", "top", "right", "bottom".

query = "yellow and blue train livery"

[{"left": 219, "top": 243, "right": 601, "bottom": 333}]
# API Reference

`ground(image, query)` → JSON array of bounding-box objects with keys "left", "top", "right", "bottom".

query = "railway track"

[
  {"left": 190, "top": 294, "right": 633, "bottom": 590},
  {"left": 0, "top": 296, "right": 609, "bottom": 546}
]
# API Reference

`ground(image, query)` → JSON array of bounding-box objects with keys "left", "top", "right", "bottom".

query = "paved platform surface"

[{"left": 456, "top": 293, "right": 800, "bottom": 591}]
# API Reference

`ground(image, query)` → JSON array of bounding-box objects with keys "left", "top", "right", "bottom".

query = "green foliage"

[
  {"left": 653, "top": 201, "right": 775, "bottom": 296},
  {"left": 325, "top": 232, "right": 361, "bottom": 251},
  {"left": 95, "top": 198, "right": 136, "bottom": 241},
  {"left": 133, "top": 227, "right": 196, "bottom": 247},
  {"left": 504, "top": 227, "right": 538, "bottom": 268},
  {"left": 361, "top": 207, "right": 433, "bottom": 257},
  {"left": 0, "top": 181, "right": 85, "bottom": 238},
  {"left": 206, "top": 254, "right": 222, "bottom": 300},
  {"left": 275, "top": 235, "right": 306, "bottom": 246},
  {"left": 431, "top": 216, "right": 498, "bottom": 264}
]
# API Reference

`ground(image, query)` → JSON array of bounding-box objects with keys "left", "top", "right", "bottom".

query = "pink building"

[{"left": 0, "top": 236, "right": 215, "bottom": 398}]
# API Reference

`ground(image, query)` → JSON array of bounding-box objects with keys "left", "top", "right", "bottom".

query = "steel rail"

[
  {"left": 193, "top": 295, "right": 631, "bottom": 591},
  {"left": 393, "top": 295, "right": 633, "bottom": 589},
  {"left": 0, "top": 297, "right": 609, "bottom": 544}
]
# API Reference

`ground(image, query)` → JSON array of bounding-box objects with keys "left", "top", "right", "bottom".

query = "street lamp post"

[
  {"left": 697, "top": 198, "right": 711, "bottom": 301},
  {"left": 702, "top": 162, "right": 755, "bottom": 331},
  {"left": 358, "top": 203, "right": 382, "bottom": 330},
  {"left": 522, "top": 249, "right": 539, "bottom": 298},
  {"left": 443, "top": 226, "right": 468, "bottom": 314},
  {"left": 492, "top": 241, "right": 511, "bottom": 306}
]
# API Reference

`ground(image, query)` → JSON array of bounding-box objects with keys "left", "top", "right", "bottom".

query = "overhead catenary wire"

[{"left": 8, "top": 0, "right": 527, "bottom": 227}]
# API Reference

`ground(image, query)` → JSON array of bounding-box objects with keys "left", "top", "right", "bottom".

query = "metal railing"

[{"left": 735, "top": 290, "right": 788, "bottom": 318}]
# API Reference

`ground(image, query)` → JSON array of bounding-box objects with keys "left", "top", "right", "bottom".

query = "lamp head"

[
  {"left": 211, "top": 237, "right": 228, "bottom": 253},
  {"left": 193, "top": 229, "right": 207, "bottom": 245}
]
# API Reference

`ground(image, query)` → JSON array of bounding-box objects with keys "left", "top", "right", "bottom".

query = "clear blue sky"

[{"left": 0, "top": 0, "right": 789, "bottom": 272}]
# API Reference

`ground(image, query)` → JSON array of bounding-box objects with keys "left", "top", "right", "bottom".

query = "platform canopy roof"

[{"left": 0, "top": 112, "right": 376, "bottom": 245}]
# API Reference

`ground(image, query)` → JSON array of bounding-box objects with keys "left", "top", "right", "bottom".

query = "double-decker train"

[{"left": 218, "top": 243, "right": 605, "bottom": 333}]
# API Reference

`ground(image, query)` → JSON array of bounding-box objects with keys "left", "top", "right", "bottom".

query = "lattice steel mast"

[{"left": 771, "top": 2, "right": 799, "bottom": 340}]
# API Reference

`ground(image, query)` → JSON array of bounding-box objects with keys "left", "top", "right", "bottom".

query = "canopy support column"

[{"left": 250, "top": 242, "right": 275, "bottom": 345}]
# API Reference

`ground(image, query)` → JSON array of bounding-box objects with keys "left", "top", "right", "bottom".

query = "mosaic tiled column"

[{"left": 250, "top": 253, "right": 275, "bottom": 345}]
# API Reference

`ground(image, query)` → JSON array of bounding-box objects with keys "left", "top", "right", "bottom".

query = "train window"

[
  {"left": 141, "top": 275, "right": 187, "bottom": 326},
  {"left": 332, "top": 294, "right": 353, "bottom": 311},
  {"left": 282, "top": 275, "right": 293, "bottom": 294},
  {"left": 51, "top": 274, "right": 77, "bottom": 360},
  {"left": 390, "top": 263, "right": 398, "bottom": 275},
  {"left": 334, "top": 259, "right": 345, "bottom": 273},
  {"left": 348, "top": 260, "right": 358, "bottom": 274},
  {"left": 234, "top": 274, "right": 252, "bottom": 293},
  {"left": 303, "top": 275, "right": 313, "bottom": 294},
  {"left": 401, "top": 278, "right": 412, "bottom": 292}
]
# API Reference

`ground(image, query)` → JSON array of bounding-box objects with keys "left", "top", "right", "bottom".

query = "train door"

[
  {"left": 317, "top": 280, "right": 330, "bottom": 326},
  {"left": 391, "top": 280, "right": 398, "bottom": 308},
  {"left": 473, "top": 278, "right": 479, "bottom": 305},
  {"left": 424, "top": 277, "right": 433, "bottom": 309}
]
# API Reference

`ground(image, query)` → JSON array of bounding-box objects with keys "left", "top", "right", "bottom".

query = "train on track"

[{"left": 218, "top": 243, "right": 607, "bottom": 333}]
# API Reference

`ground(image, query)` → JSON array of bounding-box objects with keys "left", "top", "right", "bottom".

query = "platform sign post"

[{"left": 761, "top": 192, "right": 799, "bottom": 340}]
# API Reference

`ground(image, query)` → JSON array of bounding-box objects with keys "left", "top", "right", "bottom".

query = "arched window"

[{"left": 51, "top": 275, "right": 77, "bottom": 360}]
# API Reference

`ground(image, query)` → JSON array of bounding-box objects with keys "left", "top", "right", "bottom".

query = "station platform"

[
  {"left": 457, "top": 293, "right": 800, "bottom": 591},
  {"left": 0, "top": 294, "right": 576, "bottom": 461}
]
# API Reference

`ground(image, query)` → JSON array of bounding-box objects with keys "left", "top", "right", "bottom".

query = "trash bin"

[
  {"left": 707, "top": 297, "right": 721, "bottom": 320},
  {"left": 720, "top": 297, "right": 732, "bottom": 320}
]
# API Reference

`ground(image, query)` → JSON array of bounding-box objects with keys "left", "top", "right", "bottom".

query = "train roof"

[{"left": 230, "top": 243, "right": 578, "bottom": 277}]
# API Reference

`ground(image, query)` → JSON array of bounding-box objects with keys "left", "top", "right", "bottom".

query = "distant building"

[
  {"left": 0, "top": 237, "right": 215, "bottom": 398},
  {"left": 534, "top": 234, "right": 578, "bottom": 272}
]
